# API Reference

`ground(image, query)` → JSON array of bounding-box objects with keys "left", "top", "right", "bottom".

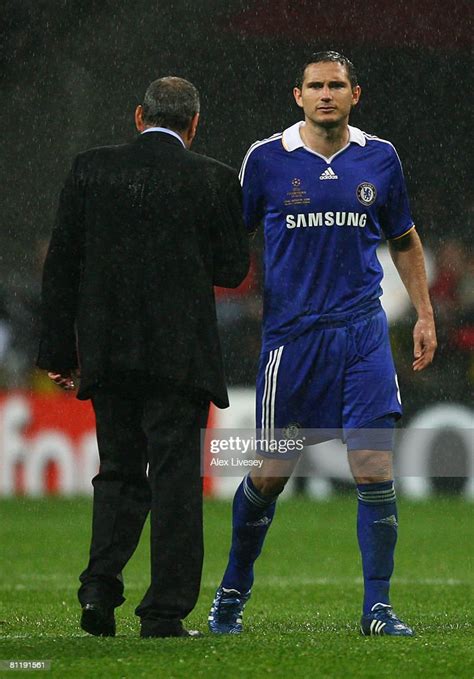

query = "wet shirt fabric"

[{"left": 240, "top": 122, "right": 414, "bottom": 352}]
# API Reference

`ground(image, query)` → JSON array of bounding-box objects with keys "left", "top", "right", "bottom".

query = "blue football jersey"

[{"left": 240, "top": 122, "right": 414, "bottom": 352}]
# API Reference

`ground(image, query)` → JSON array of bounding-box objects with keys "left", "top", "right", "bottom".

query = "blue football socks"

[
  {"left": 221, "top": 474, "right": 277, "bottom": 593},
  {"left": 357, "top": 481, "right": 398, "bottom": 614}
]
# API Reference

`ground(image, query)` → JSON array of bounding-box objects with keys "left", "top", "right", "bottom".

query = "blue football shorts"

[{"left": 256, "top": 306, "right": 402, "bottom": 446}]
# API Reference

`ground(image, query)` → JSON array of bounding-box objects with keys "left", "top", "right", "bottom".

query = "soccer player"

[{"left": 208, "top": 51, "right": 437, "bottom": 637}]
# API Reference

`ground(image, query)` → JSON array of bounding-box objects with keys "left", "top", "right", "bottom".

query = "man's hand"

[
  {"left": 47, "top": 370, "right": 80, "bottom": 391},
  {"left": 412, "top": 316, "right": 437, "bottom": 371},
  {"left": 388, "top": 229, "right": 437, "bottom": 372}
]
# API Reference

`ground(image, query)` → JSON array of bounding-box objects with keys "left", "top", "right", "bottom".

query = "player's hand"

[
  {"left": 47, "top": 369, "right": 80, "bottom": 391},
  {"left": 412, "top": 316, "right": 437, "bottom": 371}
]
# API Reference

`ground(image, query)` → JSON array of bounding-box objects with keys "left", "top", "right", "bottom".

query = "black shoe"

[
  {"left": 81, "top": 603, "right": 116, "bottom": 637},
  {"left": 140, "top": 620, "right": 203, "bottom": 638}
]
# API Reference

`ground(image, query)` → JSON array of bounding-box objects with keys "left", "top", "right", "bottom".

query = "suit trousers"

[{"left": 78, "top": 384, "right": 209, "bottom": 623}]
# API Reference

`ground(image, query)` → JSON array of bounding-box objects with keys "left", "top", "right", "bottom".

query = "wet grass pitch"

[{"left": 0, "top": 496, "right": 472, "bottom": 678}]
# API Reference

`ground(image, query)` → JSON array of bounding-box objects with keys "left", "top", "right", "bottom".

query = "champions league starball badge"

[{"left": 356, "top": 182, "right": 377, "bottom": 206}]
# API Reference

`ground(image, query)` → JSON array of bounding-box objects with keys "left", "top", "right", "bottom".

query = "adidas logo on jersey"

[{"left": 319, "top": 167, "right": 338, "bottom": 180}]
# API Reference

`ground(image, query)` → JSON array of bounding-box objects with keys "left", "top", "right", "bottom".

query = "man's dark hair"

[
  {"left": 295, "top": 51, "right": 358, "bottom": 89},
  {"left": 142, "top": 76, "right": 200, "bottom": 131}
]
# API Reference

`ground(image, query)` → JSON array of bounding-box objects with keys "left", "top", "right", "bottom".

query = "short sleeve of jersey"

[
  {"left": 239, "top": 145, "right": 265, "bottom": 233},
  {"left": 380, "top": 146, "right": 414, "bottom": 240}
]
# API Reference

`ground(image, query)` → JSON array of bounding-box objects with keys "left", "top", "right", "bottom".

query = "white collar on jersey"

[{"left": 282, "top": 121, "right": 366, "bottom": 153}]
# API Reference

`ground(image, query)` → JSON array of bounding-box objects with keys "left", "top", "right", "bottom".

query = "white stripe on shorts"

[
  {"left": 261, "top": 350, "right": 278, "bottom": 436},
  {"left": 261, "top": 346, "right": 284, "bottom": 441}
]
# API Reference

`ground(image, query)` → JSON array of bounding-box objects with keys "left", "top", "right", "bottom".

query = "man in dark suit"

[{"left": 37, "top": 76, "right": 249, "bottom": 638}]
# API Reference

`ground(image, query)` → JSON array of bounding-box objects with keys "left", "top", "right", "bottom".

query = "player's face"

[{"left": 293, "top": 62, "right": 361, "bottom": 128}]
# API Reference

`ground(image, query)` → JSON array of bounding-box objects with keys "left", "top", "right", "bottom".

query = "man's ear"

[
  {"left": 135, "top": 105, "right": 146, "bottom": 132},
  {"left": 185, "top": 112, "right": 200, "bottom": 148},
  {"left": 190, "top": 112, "right": 200, "bottom": 138},
  {"left": 293, "top": 87, "right": 304, "bottom": 109},
  {"left": 351, "top": 85, "right": 362, "bottom": 107}
]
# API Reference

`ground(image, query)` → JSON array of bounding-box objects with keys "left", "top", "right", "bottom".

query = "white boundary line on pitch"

[
  {"left": 0, "top": 576, "right": 471, "bottom": 591},
  {"left": 202, "top": 576, "right": 471, "bottom": 587},
  {"left": 0, "top": 634, "right": 87, "bottom": 639}
]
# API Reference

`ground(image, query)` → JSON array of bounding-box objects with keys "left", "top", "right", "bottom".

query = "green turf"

[{"left": 0, "top": 496, "right": 473, "bottom": 678}]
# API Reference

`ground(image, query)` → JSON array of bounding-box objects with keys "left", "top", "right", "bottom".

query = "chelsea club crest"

[
  {"left": 283, "top": 422, "right": 301, "bottom": 440},
  {"left": 356, "top": 182, "right": 377, "bottom": 206}
]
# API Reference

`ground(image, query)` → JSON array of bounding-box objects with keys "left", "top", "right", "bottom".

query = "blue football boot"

[
  {"left": 208, "top": 587, "right": 251, "bottom": 634},
  {"left": 360, "top": 603, "right": 415, "bottom": 636}
]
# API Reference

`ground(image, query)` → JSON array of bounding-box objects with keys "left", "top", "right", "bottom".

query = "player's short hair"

[
  {"left": 296, "top": 51, "right": 358, "bottom": 89},
  {"left": 142, "top": 76, "right": 200, "bottom": 131}
]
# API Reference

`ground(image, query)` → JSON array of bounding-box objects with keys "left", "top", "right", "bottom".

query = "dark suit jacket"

[{"left": 37, "top": 131, "right": 249, "bottom": 407}]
